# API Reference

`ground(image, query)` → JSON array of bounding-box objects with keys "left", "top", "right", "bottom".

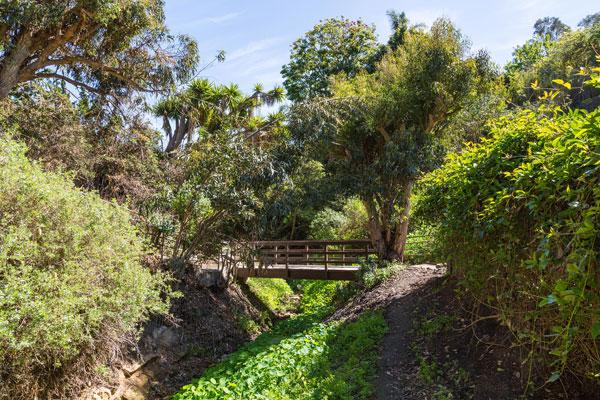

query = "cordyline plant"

[{"left": 289, "top": 18, "right": 496, "bottom": 260}]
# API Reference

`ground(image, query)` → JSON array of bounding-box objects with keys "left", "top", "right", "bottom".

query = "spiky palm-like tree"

[{"left": 154, "top": 79, "right": 285, "bottom": 153}]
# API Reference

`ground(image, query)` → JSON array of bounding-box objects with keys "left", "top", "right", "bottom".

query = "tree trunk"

[
  {"left": 392, "top": 181, "right": 413, "bottom": 259},
  {"left": 0, "top": 28, "right": 36, "bottom": 99},
  {"left": 363, "top": 181, "right": 414, "bottom": 261}
]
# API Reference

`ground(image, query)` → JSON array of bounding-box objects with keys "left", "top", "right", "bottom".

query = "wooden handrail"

[{"left": 251, "top": 239, "right": 372, "bottom": 246}]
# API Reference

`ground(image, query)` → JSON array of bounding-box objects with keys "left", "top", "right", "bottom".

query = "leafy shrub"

[
  {"left": 415, "top": 107, "right": 599, "bottom": 383},
  {"left": 0, "top": 135, "right": 170, "bottom": 399},
  {"left": 309, "top": 207, "right": 346, "bottom": 240},
  {"left": 246, "top": 278, "right": 295, "bottom": 313},
  {"left": 357, "top": 257, "right": 402, "bottom": 288},
  {"left": 309, "top": 197, "right": 369, "bottom": 240}
]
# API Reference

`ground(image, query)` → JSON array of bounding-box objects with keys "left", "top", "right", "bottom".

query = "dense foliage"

[
  {"left": 173, "top": 312, "right": 386, "bottom": 400},
  {"left": 290, "top": 18, "right": 496, "bottom": 259},
  {"left": 154, "top": 79, "right": 284, "bottom": 153},
  {"left": 1, "top": 2, "right": 599, "bottom": 396},
  {"left": 281, "top": 17, "right": 379, "bottom": 102},
  {"left": 506, "top": 20, "right": 600, "bottom": 108},
  {"left": 0, "top": 0, "right": 198, "bottom": 99},
  {"left": 415, "top": 107, "right": 600, "bottom": 383},
  {"left": 0, "top": 84, "right": 164, "bottom": 204},
  {"left": 0, "top": 135, "right": 170, "bottom": 399},
  {"left": 174, "top": 276, "right": 386, "bottom": 400}
]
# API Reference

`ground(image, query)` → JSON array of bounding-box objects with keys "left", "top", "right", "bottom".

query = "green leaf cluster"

[{"left": 415, "top": 106, "right": 600, "bottom": 381}]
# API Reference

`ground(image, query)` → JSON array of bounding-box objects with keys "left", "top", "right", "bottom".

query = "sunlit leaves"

[{"left": 415, "top": 106, "right": 600, "bottom": 380}]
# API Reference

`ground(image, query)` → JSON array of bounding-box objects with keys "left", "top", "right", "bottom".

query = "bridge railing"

[{"left": 237, "top": 240, "right": 376, "bottom": 279}]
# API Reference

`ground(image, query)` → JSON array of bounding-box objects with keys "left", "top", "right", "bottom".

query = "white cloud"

[
  {"left": 226, "top": 37, "right": 286, "bottom": 62},
  {"left": 179, "top": 11, "right": 243, "bottom": 28}
]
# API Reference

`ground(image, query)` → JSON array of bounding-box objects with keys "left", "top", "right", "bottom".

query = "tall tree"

[
  {"left": 578, "top": 12, "right": 600, "bottom": 28},
  {"left": 0, "top": 0, "right": 198, "bottom": 99},
  {"left": 533, "top": 16, "right": 571, "bottom": 40},
  {"left": 281, "top": 17, "right": 379, "bottom": 102},
  {"left": 154, "top": 79, "right": 285, "bottom": 153},
  {"left": 290, "top": 19, "right": 495, "bottom": 259}
]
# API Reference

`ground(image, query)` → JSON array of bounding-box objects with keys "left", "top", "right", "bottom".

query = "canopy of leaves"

[
  {"left": 142, "top": 132, "right": 283, "bottom": 261},
  {"left": 288, "top": 18, "right": 495, "bottom": 257},
  {"left": 0, "top": 0, "right": 198, "bottom": 99},
  {"left": 578, "top": 12, "right": 600, "bottom": 28},
  {"left": 506, "top": 23, "right": 600, "bottom": 107},
  {"left": 291, "top": 18, "right": 494, "bottom": 198},
  {"left": 281, "top": 17, "right": 379, "bottom": 102},
  {"left": 154, "top": 79, "right": 285, "bottom": 152},
  {"left": 533, "top": 16, "right": 571, "bottom": 40}
]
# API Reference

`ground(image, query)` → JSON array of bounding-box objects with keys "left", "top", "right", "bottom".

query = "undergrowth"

[
  {"left": 172, "top": 311, "right": 386, "bottom": 400},
  {"left": 246, "top": 278, "right": 296, "bottom": 314},
  {"left": 174, "top": 266, "right": 392, "bottom": 399},
  {"left": 0, "top": 135, "right": 171, "bottom": 399}
]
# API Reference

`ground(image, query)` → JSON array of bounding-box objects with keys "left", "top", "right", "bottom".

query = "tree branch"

[
  {"left": 31, "top": 72, "right": 103, "bottom": 95},
  {"left": 377, "top": 125, "right": 391, "bottom": 142}
]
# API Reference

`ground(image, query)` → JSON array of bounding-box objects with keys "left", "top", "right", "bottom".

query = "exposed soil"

[
  {"left": 84, "top": 267, "right": 274, "bottom": 400},
  {"left": 336, "top": 264, "right": 598, "bottom": 400}
]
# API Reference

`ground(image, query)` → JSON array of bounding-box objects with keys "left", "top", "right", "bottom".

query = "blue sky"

[{"left": 165, "top": 0, "right": 598, "bottom": 93}]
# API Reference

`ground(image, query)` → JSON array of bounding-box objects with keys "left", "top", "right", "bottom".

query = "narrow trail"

[
  {"left": 328, "top": 264, "right": 446, "bottom": 399},
  {"left": 374, "top": 265, "right": 445, "bottom": 400}
]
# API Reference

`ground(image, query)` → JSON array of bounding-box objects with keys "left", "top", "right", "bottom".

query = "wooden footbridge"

[{"left": 234, "top": 240, "right": 377, "bottom": 281}]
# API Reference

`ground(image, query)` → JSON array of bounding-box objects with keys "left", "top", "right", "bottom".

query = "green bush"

[
  {"left": 0, "top": 135, "right": 170, "bottom": 398},
  {"left": 415, "top": 108, "right": 599, "bottom": 383},
  {"left": 309, "top": 197, "right": 369, "bottom": 240},
  {"left": 246, "top": 278, "right": 295, "bottom": 313},
  {"left": 357, "top": 258, "right": 402, "bottom": 289}
]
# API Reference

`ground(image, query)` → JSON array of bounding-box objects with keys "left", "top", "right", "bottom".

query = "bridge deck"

[{"left": 236, "top": 264, "right": 361, "bottom": 280}]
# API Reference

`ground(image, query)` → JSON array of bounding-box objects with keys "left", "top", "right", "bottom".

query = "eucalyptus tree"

[
  {"left": 578, "top": 12, "right": 600, "bottom": 28},
  {"left": 533, "top": 16, "right": 571, "bottom": 40},
  {"left": 281, "top": 17, "right": 379, "bottom": 102},
  {"left": 154, "top": 79, "right": 285, "bottom": 152},
  {"left": 289, "top": 19, "right": 495, "bottom": 259},
  {"left": 0, "top": 0, "right": 198, "bottom": 99}
]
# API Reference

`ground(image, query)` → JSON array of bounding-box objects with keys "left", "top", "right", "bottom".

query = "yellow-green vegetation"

[
  {"left": 173, "top": 279, "right": 387, "bottom": 399},
  {"left": 0, "top": 135, "right": 171, "bottom": 397},
  {"left": 294, "top": 279, "right": 349, "bottom": 317},
  {"left": 415, "top": 106, "right": 600, "bottom": 383},
  {"left": 173, "top": 311, "right": 387, "bottom": 400},
  {"left": 246, "top": 278, "right": 295, "bottom": 314}
]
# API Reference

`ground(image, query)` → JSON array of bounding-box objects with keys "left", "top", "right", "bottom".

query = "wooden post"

[
  {"left": 274, "top": 245, "right": 278, "bottom": 266},
  {"left": 305, "top": 244, "right": 309, "bottom": 265},
  {"left": 324, "top": 244, "right": 329, "bottom": 279},
  {"left": 342, "top": 244, "right": 345, "bottom": 265},
  {"left": 285, "top": 244, "right": 290, "bottom": 278}
]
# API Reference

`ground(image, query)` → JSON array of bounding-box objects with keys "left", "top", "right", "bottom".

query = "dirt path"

[
  {"left": 351, "top": 265, "right": 594, "bottom": 400},
  {"left": 374, "top": 266, "right": 444, "bottom": 399},
  {"left": 328, "top": 265, "right": 446, "bottom": 398}
]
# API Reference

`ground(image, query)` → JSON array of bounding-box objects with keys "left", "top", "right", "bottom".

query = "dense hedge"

[
  {"left": 0, "top": 136, "right": 170, "bottom": 399},
  {"left": 415, "top": 108, "right": 599, "bottom": 383}
]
